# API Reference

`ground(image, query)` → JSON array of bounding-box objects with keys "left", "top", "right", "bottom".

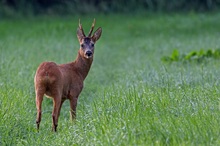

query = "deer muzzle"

[{"left": 85, "top": 50, "right": 93, "bottom": 58}]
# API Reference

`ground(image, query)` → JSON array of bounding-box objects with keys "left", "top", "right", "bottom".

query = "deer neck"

[{"left": 73, "top": 51, "right": 93, "bottom": 80}]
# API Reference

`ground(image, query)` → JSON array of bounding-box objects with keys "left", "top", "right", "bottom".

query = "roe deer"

[{"left": 34, "top": 19, "right": 102, "bottom": 132}]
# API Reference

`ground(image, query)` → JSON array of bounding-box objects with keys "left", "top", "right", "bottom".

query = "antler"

[
  {"left": 79, "top": 19, "right": 86, "bottom": 37},
  {"left": 88, "top": 19, "right": 96, "bottom": 37}
]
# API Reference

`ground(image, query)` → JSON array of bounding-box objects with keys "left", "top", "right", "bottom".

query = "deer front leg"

[
  {"left": 52, "top": 96, "right": 62, "bottom": 132},
  {"left": 35, "top": 90, "right": 44, "bottom": 132},
  {"left": 70, "top": 97, "right": 78, "bottom": 120}
]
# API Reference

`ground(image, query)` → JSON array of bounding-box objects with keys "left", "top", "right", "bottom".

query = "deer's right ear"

[{"left": 77, "top": 28, "right": 85, "bottom": 42}]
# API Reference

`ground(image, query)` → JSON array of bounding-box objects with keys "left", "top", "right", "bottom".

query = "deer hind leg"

[
  {"left": 58, "top": 99, "right": 65, "bottom": 117},
  {"left": 35, "top": 88, "right": 45, "bottom": 131},
  {"left": 52, "top": 96, "right": 62, "bottom": 132}
]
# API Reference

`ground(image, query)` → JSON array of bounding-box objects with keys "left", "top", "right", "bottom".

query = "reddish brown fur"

[{"left": 34, "top": 19, "right": 102, "bottom": 132}]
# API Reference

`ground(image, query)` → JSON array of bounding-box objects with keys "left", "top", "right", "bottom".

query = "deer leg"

[
  {"left": 70, "top": 97, "right": 78, "bottom": 121},
  {"left": 35, "top": 90, "right": 44, "bottom": 132},
  {"left": 58, "top": 99, "right": 65, "bottom": 117},
  {"left": 52, "top": 96, "right": 61, "bottom": 132}
]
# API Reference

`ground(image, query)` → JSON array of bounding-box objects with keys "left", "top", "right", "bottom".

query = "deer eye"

[
  {"left": 81, "top": 44, "right": 84, "bottom": 48},
  {"left": 91, "top": 43, "right": 94, "bottom": 47}
]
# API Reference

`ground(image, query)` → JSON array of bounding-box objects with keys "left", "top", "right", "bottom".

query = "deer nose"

[{"left": 85, "top": 50, "right": 93, "bottom": 57}]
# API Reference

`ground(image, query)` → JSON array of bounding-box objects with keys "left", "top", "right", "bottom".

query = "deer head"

[{"left": 77, "top": 19, "right": 102, "bottom": 59}]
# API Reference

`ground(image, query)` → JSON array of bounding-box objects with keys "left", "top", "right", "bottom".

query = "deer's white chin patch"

[{"left": 85, "top": 55, "right": 93, "bottom": 59}]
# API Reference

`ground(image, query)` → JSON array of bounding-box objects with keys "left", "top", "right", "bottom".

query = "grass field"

[{"left": 1, "top": 13, "right": 220, "bottom": 145}]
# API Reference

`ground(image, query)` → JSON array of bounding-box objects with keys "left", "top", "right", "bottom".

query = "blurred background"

[{"left": 0, "top": 0, "right": 220, "bottom": 17}]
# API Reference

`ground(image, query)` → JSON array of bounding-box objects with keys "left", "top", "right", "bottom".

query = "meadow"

[{"left": 0, "top": 13, "right": 220, "bottom": 145}]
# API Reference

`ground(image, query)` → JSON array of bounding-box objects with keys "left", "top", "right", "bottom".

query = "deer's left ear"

[{"left": 92, "top": 27, "right": 102, "bottom": 42}]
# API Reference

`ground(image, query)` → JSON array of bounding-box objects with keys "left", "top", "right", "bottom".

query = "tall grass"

[{"left": 1, "top": 13, "right": 220, "bottom": 145}]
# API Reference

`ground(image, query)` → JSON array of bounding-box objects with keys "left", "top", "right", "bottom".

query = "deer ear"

[
  {"left": 92, "top": 27, "right": 102, "bottom": 42},
  {"left": 77, "top": 28, "right": 85, "bottom": 42}
]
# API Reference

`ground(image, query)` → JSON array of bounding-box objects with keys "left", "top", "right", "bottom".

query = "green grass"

[{"left": 1, "top": 13, "right": 220, "bottom": 145}]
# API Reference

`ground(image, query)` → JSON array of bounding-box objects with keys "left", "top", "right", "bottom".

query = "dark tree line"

[{"left": 1, "top": 0, "right": 220, "bottom": 16}]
